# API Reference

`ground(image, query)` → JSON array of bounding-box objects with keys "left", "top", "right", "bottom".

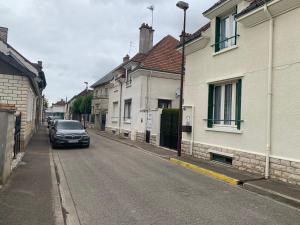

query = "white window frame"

[
  {"left": 213, "top": 81, "right": 237, "bottom": 129},
  {"left": 26, "top": 89, "right": 35, "bottom": 122},
  {"left": 124, "top": 99, "right": 132, "bottom": 122},
  {"left": 112, "top": 101, "right": 118, "bottom": 121},
  {"left": 219, "top": 10, "right": 237, "bottom": 50}
]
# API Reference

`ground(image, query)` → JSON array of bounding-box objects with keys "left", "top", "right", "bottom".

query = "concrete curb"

[
  {"left": 243, "top": 182, "right": 300, "bottom": 210},
  {"left": 49, "top": 150, "right": 65, "bottom": 225},
  {"left": 169, "top": 158, "right": 241, "bottom": 185}
]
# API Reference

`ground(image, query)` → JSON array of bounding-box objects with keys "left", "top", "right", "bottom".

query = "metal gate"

[
  {"left": 159, "top": 109, "right": 179, "bottom": 150},
  {"left": 13, "top": 113, "right": 21, "bottom": 159}
]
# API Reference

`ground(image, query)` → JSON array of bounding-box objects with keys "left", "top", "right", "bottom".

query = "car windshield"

[{"left": 56, "top": 121, "right": 83, "bottom": 130}]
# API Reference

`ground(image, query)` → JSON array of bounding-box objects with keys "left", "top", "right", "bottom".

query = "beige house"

[
  {"left": 91, "top": 72, "right": 113, "bottom": 130},
  {"left": 181, "top": 0, "right": 300, "bottom": 185},
  {"left": 106, "top": 24, "right": 182, "bottom": 147},
  {"left": 0, "top": 27, "right": 46, "bottom": 150}
]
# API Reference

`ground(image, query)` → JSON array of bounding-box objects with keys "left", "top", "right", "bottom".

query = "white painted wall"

[
  {"left": 107, "top": 69, "right": 180, "bottom": 140},
  {"left": 183, "top": 3, "right": 300, "bottom": 161}
]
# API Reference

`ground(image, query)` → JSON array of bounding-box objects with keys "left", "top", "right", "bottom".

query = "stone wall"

[
  {"left": 136, "top": 132, "right": 145, "bottom": 142},
  {"left": 0, "top": 106, "right": 15, "bottom": 184},
  {"left": 150, "top": 134, "right": 157, "bottom": 146},
  {"left": 0, "top": 74, "right": 35, "bottom": 150},
  {"left": 182, "top": 140, "right": 300, "bottom": 185}
]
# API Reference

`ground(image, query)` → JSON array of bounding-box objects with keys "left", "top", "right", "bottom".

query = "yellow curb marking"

[{"left": 169, "top": 158, "right": 240, "bottom": 185}]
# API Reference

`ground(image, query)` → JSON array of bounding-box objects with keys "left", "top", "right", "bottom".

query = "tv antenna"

[
  {"left": 128, "top": 41, "right": 135, "bottom": 55},
  {"left": 147, "top": 5, "right": 154, "bottom": 27}
]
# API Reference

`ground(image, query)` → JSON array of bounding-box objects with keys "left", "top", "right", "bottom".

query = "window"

[
  {"left": 158, "top": 99, "right": 172, "bottom": 109},
  {"left": 27, "top": 89, "right": 35, "bottom": 122},
  {"left": 125, "top": 69, "right": 132, "bottom": 85},
  {"left": 112, "top": 101, "right": 118, "bottom": 118},
  {"left": 215, "top": 8, "right": 237, "bottom": 52},
  {"left": 124, "top": 99, "right": 132, "bottom": 119},
  {"left": 211, "top": 153, "right": 233, "bottom": 165},
  {"left": 207, "top": 79, "right": 242, "bottom": 129}
]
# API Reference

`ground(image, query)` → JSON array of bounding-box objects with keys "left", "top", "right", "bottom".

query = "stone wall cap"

[{"left": 0, "top": 103, "right": 16, "bottom": 113}]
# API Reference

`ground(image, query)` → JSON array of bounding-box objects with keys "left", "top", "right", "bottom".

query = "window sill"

[
  {"left": 125, "top": 83, "right": 132, "bottom": 88},
  {"left": 213, "top": 45, "right": 238, "bottom": 57},
  {"left": 205, "top": 127, "right": 242, "bottom": 134},
  {"left": 123, "top": 119, "right": 131, "bottom": 124}
]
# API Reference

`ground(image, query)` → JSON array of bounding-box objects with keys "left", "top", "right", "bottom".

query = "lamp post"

[
  {"left": 176, "top": 1, "right": 189, "bottom": 157},
  {"left": 83, "top": 82, "right": 88, "bottom": 128}
]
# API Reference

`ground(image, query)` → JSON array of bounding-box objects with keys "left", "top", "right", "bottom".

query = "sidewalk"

[
  {"left": 0, "top": 127, "right": 55, "bottom": 225},
  {"left": 92, "top": 129, "right": 300, "bottom": 209}
]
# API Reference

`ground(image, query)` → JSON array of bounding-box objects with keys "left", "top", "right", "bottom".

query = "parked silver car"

[{"left": 49, "top": 120, "right": 90, "bottom": 148}]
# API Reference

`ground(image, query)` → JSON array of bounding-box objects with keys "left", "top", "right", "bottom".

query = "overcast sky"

[{"left": 0, "top": 0, "right": 215, "bottom": 104}]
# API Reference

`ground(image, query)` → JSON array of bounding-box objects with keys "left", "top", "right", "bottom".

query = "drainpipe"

[
  {"left": 190, "top": 105, "right": 194, "bottom": 155},
  {"left": 118, "top": 79, "right": 123, "bottom": 135},
  {"left": 264, "top": 4, "right": 274, "bottom": 179}
]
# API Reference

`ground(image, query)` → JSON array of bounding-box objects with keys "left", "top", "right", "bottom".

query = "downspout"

[
  {"left": 264, "top": 4, "right": 274, "bottom": 179},
  {"left": 190, "top": 105, "right": 194, "bottom": 155},
  {"left": 118, "top": 79, "right": 123, "bottom": 135}
]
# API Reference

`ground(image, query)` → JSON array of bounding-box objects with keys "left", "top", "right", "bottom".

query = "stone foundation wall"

[
  {"left": 183, "top": 140, "right": 300, "bottom": 185},
  {"left": 136, "top": 132, "right": 145, "bottom": 142},
  {"left": 106, "top": 127, "right": 119, "bottom": 135},
  {"left": 270, "top": 158, "right": 300, "bottom": 185},
  {"left": 150, "top": 134, "right": 157, "bottom": 146}
]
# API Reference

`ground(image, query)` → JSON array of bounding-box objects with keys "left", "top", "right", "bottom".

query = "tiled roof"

[
  {"left": 131, "top": 53, "right": 147, "bottom": 63},
  {"left": 91, "top": 72, "right": 114, "bottom": 88},
  {"left": 177, "top": 22, "right": 211, "bottom": 48},
  {"left": 236, "top": 0, "right": 273, "bottom": 18},
  {"left": 53, "top": 99, "right": 66, "bottom": 106},
  {"left": 0, "top": 51, "right": 41, "bottom": 95},
  {"left": 138, "top": 35, "right": 182, "bottom": 74},
  {"left": 203, "top": 0, "right": 228, "bottom": 15}
]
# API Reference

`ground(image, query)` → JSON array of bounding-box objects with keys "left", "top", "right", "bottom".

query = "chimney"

[
  {"left": 38, "top": 61, "right": 43, "bottom": 69},
  {"left": 0, "top": 27, "right": 8, "bottom": 42},
  {"left": 139, "top": 23, "right": 154, "bottom": 54},
  {"left": 123, "top": 54, "right": 130, "bottom": 62}
]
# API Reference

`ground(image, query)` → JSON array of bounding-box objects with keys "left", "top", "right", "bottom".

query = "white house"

[
  {"left": 46, "top": 99, "right": 66, "bottom": 119},
  {"left": 180, "top": 0, "right": 300, "bottom": 185},
  {"left": 106, "top": 24, "right": 182, "bottom": 147}
]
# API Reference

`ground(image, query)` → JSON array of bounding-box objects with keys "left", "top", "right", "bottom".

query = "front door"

[
  {"left": 159, "top": 109, "right": 179, "bottom": 150},
  {"left": 101, "top": 113, "right": 106, "bottom": 131}
]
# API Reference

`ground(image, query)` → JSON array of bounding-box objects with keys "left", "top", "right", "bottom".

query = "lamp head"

[{"left": 176, "top": 1, "right": 189, "bottom": 10}]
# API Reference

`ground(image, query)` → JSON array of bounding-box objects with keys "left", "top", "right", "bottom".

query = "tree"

[{"left": 72, "top": 96, "right": 83, "bottom": 114}]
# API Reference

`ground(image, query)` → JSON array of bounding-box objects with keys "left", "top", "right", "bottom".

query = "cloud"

[{"left": 0, "top": 0, "right": 215, "bottom": 104}]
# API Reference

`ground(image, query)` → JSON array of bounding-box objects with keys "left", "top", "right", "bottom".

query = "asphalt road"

[{"left": 53, "top": 132, "right": 300, "bottom": 225}]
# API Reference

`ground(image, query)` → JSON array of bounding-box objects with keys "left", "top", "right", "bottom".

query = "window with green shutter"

[
  {"left": 213, "top": 7, "right": 238, "bottom": 53},
  {"left": 207, "top": 79, "right": 242, "bottom": 130}
]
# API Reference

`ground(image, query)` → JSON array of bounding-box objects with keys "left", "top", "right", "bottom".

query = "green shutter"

[
  {"left": 234, "top": 6, "right": 238, "bottom": 45},
  {"left": 235, "top": 79, "right": 242, "bottom": 130},
  {"left": 207, "top": 84, "right": 214, "bottom": 128},
  {"left": 215, "top": 17, "right": 221, "bottom": 52}
]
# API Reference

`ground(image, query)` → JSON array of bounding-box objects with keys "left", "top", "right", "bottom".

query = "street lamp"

[
  {"left": 83, "top": 82, "right": 88, "bottom": 128},
  {"left": 176, "top": 1, "right": 189, "bottom": 157}
]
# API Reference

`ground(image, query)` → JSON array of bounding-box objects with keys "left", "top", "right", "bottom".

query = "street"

[{"left": 52, "top": 131, "right": 300, "bottom": 225}]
